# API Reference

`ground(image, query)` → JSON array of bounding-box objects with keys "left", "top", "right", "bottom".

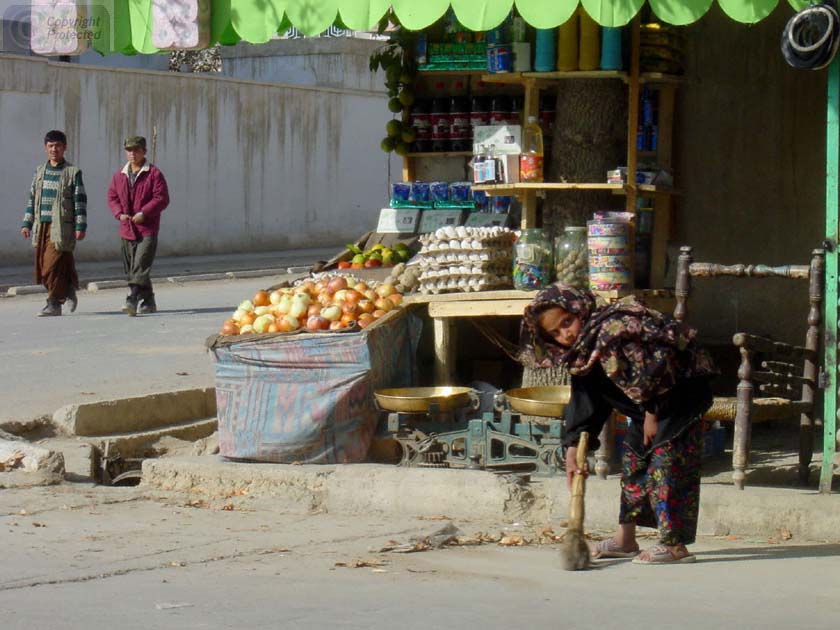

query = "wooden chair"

[{"left": 673, "top": 246, "right": 825, "bottom": 489}]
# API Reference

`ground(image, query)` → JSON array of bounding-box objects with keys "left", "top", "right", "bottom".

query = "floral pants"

[{"left": 619, "top": 420, "right": 703, "bottom": 546}]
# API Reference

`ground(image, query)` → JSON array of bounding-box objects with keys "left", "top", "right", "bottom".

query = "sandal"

[
  {"left": 589, "top": 538, "right": 640, "bottom": 559},
  {"left": 632, "top": 544, "right": 697, "bottom": 565}
]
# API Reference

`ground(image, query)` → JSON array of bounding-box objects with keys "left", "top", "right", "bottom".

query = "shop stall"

[{"left": 46, "top": 0, "right": 837, "bottom": 490}]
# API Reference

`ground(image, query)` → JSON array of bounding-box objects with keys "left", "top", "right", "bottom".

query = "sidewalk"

[{"left": 0, "top": 245, "right": 341, "bottom": 294}]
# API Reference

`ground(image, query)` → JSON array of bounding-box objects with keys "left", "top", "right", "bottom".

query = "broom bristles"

[{"left": 562, "top": 529, "right": 591, "bottom": 571}]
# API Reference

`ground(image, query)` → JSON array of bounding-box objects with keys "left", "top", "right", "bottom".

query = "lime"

[
  {"left": 399, "top": 71, "right": 415, "bottom": 85},
  {"left": 398, "top": 90, "right": 415, "bottom": 107},
  {"left": 388, "top": 98, "right": 402, "bottom": 113},
  {"left": 352, "top": 254, "right": 366, "bottom": 265},
  {"left": 395, "top": 141, "right": 410, "bottom": 157},
  {"left": 401, "top": 128, "right": 417, "bottom": 144},
  {"left": 380, "top": 137, "right": 396, "bottom": 152},
  {"left": 368, "top": 251, "right": 383, "bottom": 262},
  {"left": 385, "top": 119, "right": 402, "bottom": 137}
]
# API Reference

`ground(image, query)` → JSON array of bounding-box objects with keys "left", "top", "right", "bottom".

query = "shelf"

[
  {"left": 406, "top": 151, "right": 473, "bottom": 158},
  {"left": 471, "top": 182, "right": 674, "bottom": 196},
  {"left": 417, "top": 69, "right": 486, "bottom": 77},
  {"left": 479, "top": 70, "right": 681, "bottom": 86}
]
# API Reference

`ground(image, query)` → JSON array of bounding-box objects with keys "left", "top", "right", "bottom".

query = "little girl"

[{"left": 520, "top": 284, "right": 716, "bottom": 564}]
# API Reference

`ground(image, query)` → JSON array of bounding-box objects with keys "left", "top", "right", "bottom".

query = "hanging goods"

[{"left": 781, "top": 2, "right": 840, "bottom": 70}]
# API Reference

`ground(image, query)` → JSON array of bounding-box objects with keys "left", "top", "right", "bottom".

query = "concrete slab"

[
  {"left": 6, "top": 285, "right": 46, "bottom": 296},
  {"left": 141, "top": 457, "right": 840, "bottom": 542},
  {"left": 53, "top": 388, "right": 216, "bottom": 436}
]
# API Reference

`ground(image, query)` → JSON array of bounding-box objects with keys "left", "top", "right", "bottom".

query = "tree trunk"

[{"left": 542, "top": 80, "right": 627, "bottom": 238}]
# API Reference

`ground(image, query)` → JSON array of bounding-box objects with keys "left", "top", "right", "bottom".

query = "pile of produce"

[
  {"left": 218, "top": 276, "right": 404, "bottom": 337},
  {"left": 415, "top": 226, "right": 515, "bottom": 294},
  {"left": 337, "top": 242, "right": 412, "bottom": 269},
  {"left": 369, "top": 32, "right": 417, "bottom": 157}
]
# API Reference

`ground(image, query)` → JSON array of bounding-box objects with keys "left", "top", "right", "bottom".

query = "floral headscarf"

[{"left": 520, "top": 283, "right": 716, "bottom": 405}]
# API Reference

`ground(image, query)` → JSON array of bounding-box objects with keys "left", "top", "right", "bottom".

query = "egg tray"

[
  {"left": 420, "top": 225, "right": 515, "bottom": 245},
  {"left": 419, "top": 264, "right": 511, "bottom": 281},
  {"left": 418, "top": 253, "right": 511, "bottom": 267},
  {"left": 419, "top": 274, "right": 513, "bottom": 294}
]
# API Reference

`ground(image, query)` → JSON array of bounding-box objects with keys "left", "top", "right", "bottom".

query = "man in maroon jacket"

[{"left": 107, "top": 136, "right": 170, "bottom": 315}]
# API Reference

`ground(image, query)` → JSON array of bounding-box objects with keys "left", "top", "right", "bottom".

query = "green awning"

[{"left": 89, "top": 0, "right": 806, "bottom": 55}]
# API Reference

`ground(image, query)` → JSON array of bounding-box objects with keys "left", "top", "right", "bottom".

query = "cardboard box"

[
  {"left": 376, "top": 208, "right": 421, "bottom": 234},
  {"left": 498, "top": 154, "right": 520, "bottom": 183},
  {"left": 465, "top": 212, "right": 510, "bottom": 227},
  {"left": 473, "top": 125, "right": 522, "bottom": 155},
  {"left": 418, "top": 209, "right": 465, "bottom": 234}
]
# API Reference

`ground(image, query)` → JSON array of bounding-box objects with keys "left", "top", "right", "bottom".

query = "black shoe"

[
  {"left": 122, "top": 296, "right": 139, "bottom": 317},
  {"left": 67, "top": 287, "right": 78, "bottom": 313},
  {"left": 37, "top": 299, "right": 61, "bottom": 317},
  {"left": 138, "top": 296, "right": 157, "bottom": 315}
]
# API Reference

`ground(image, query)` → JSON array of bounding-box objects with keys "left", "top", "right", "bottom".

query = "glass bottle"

[
  {"left": 554, "top": 226, "right": 588, "bottom": 289},
  {"left": 513, "top": 228, "right": 553, "bottom": 290}
]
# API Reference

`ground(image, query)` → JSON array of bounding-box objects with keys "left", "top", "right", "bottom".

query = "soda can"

[{"left": 487, "top": 45, "right": 512, "bottom": 73}]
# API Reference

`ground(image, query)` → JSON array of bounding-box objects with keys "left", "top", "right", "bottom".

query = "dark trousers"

[{"left": 121, "top": 235, "right": 158, "bottom": 297}]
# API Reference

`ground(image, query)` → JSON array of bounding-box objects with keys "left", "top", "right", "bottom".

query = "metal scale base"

[{"left": 386, "top": 407, "right": 564, "bottom": 476}]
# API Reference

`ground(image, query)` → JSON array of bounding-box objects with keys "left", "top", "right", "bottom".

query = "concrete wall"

[
  {"left": 675, "top": 7, "right": 826, "bottom": 345},
  {"left": 220, "top": 38, "right": 384, "bottom": 92},
  {"left": 0, "top": 47, "right": 397, "bottom": 264}
]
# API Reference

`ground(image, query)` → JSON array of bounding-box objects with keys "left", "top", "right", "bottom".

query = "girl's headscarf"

[{"left": 520, "top": 283, "right": 716, "bottom": 405}]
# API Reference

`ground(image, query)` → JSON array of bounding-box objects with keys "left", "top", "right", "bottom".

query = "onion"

[
  {"left": 253, "top": 290, "right": 271, "bottom": 307},
  {"left": 375, "top": 283, "right": 395, "bottom": 299},
  {"left": 220, "top": 322, "right": 238, "bottom": 336},
  {"left": 253, "top": 314, "right": 275, "bottom": 333},
  {"left": 239, "top": 312, "right": 257, "bottom": 326},
  {"left": 238, "top": 300, "right": 254, "bottom": 313},
  {"left": 387, "top": 293, "right": 403, "bottom": 307},
  {"left": 374, "top": 298, "right": 394, "bottom": 313},
  {"left": 269, "top": 290, "right": 283, "bottom": 305},
  {"left": 232, "top": 308, "right": 248, "bottom": 322},
  {"left": 281, "top": 314, "right": 301, "bottom": 331},
  {"left": 276, "top": 296, "right": 292, "bottom": 315},
  {"left": 321, "top": 305, "right": 342, "bottom": 322},
  {"left": 293, "top": 292, "right": 312, "bottom": 307},
  {"left": 327, "top": 277, "right": 348, "bottom": 295},
  {"left": 240, "top": 324, "right": 254, "bottom": 334},
  {"left": 289, "top": 299, "right": 308, "bottom": 319},
  {"left": 358, "top": 300, "right": 375, "bottom": 314},
  {"left": 333, "top": 289, "right": 348, "bottom": 303},
  {"left": 254, "top": 306, "right": 271, "bottom": 317},
  {"left": 306, "top": 315, "right": 329, "bottom": 331}
]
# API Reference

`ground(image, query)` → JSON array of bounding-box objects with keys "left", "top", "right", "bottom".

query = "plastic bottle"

[
  {"left": 509, "top": 95, "right": 523, "bottom": 126},
  {"left": 430, "top": 83, "right": 450, "bottom": 152},
  {"left": 449, "top": 83, "right": 471, "bottom": 152},
  {"left": 600, "top": 27, "right": 622, "bottom": 70},
  {"left": 470, "top": 94, "right": 490, "bottom": 140},
  {"left": 490, "top": 94, "right": 510, "bottom": 126},
  {"left": 410, "top": 98, "right": 432, "bottom": 153},
  {"left": 519, "top": 115, "right": 544, "bottom": 183},
  {"left": 488, "top": 144, "right": 503, "bottom": 183},
  {"left": 473, "top": 144, "right": 487, "bottom": 183}
]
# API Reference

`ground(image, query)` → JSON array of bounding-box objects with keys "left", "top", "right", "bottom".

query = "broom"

[{"left": 562, "top": 431, "right": 591, "bottom": 571}]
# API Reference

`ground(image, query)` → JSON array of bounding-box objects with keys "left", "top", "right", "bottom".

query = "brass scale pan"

[{"left": 374, "top": 385, "right": 570, "bottom": 417}]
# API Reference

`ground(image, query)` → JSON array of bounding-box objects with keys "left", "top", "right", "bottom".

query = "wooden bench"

[{"left": 674, "top": 246, "right": 825, "bottom": 489}]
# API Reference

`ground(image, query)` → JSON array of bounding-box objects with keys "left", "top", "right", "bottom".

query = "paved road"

[
  {"left": 0, "top": 484, "right": 837, "bottom": 630},
  {"left": 0, "top": 275, "right": 296, "bottom": 423}
]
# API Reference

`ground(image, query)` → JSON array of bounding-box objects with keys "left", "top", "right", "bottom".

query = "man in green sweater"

[{"left": 20, "top": 130, "right": 87, "bottom": 317}]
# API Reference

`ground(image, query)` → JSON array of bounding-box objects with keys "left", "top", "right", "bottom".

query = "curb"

[
  {"left": 53, "top": 387, "right": 216, "bottom": 436},
  {"left": 141, "top": 457, "right": 840, "bottom": 542},
  {"left": 6, "top": 285, "right": 46, "bottom": 297},
  {"left": 10, "top": 267, "right": 313, "bottom": 297}
]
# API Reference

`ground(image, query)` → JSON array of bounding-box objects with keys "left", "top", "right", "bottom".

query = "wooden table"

[{"left": 404, "top": 288, "right": 676, "bottom": 383}]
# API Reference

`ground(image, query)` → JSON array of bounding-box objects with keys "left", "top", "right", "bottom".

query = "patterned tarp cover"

[{"left": 210, "top": 310, "right": 422, "bottom": 463}]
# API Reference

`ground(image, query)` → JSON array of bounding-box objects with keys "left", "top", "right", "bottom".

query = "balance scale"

[{"left": 374, "top": 386, "right": 570, "bottom": 476}]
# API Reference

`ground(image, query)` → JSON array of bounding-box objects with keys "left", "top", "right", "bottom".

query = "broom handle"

[{"left": 569, "top": 431, "right": 589, "bottom": 531}]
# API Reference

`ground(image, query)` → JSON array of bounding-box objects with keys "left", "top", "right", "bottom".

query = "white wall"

[{"left": 0, "top": 52, "right": 398, "bottom": 264}]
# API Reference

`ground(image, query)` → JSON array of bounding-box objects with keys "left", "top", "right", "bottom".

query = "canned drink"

[
  {"left": 487, "top": 45, "right": 512, "bottom": 73},
  {"left": 512, "top": 17, "right": 527, "bottom": 42}
]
